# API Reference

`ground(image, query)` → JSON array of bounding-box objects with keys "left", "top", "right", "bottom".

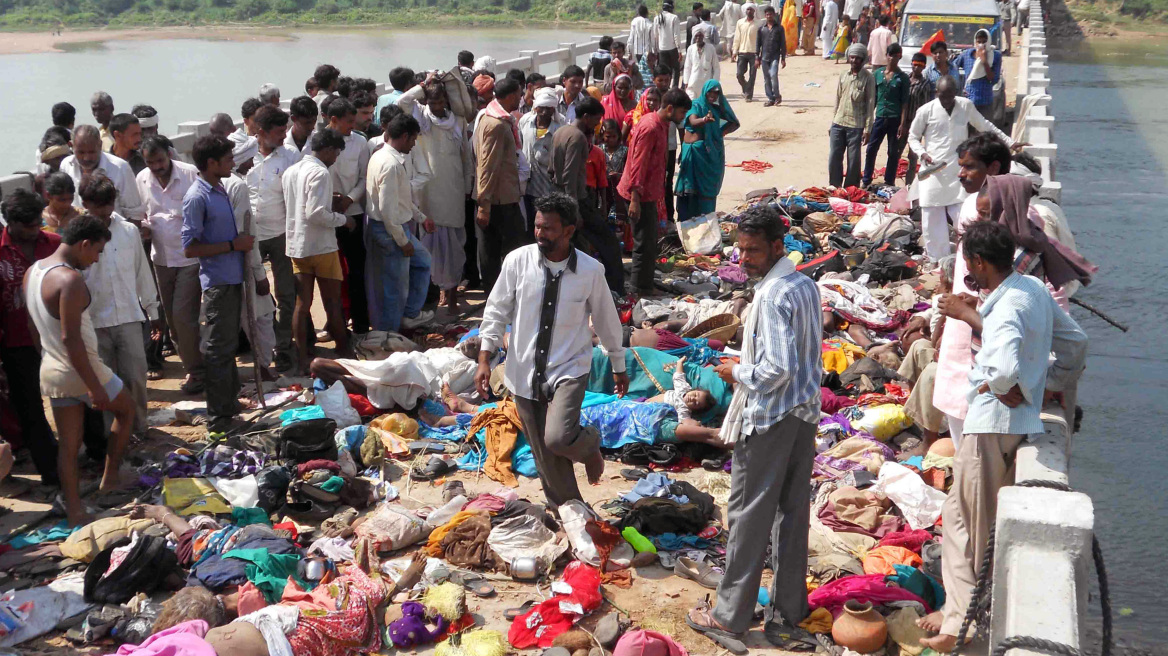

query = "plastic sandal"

[
  {"left": 448, "top": 569, "right": 496, "bottom": 597},
  {"left": 504, "top": 600, "right": 536, "bottom": 621},
  {"left": 685, "top": 604, "right": 747, "bottom": 655}
]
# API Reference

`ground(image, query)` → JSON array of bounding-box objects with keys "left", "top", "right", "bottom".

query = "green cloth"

[
  {"left": 223, "top": 548, "right": 307, "bottom": 603},
  {"left": 319, "top": 476, "right": 344, "bottom": 493},
  {"left": 588, "top": 346, "right": 733, "bottom": 422},
  {"left": 874, "top": 66, "right": 911, "bottom": 118},
  {"left": 675, "top": 79, "right": 739, "bottom": 201},
  {"left": 231, "top": 507, "right": 271, "bottom": 527}
]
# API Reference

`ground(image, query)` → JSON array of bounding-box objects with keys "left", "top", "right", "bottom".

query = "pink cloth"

[
  {"left": 463, "top": 493, "right": 508, "bottom": 513},
  {"left": 236, "top": 581, "right": 267, "bottom": 616},
  {"left": 613, "top": 629, "right": 690, "bottom": 656},
  {"left": 807, "top": 574, "right": 932, "bottom": 617},
  {"left": 932, "top": 198, "right": 979, "bottom": 420},
  {"left": 878, "top": 529, "right": 933, "bottom": 553},
  {"left": 108, "top": 620, "right": 214, "bottom": 656},
  {"left": 821, "top": 387, "right": 857, "bottom": 414}
]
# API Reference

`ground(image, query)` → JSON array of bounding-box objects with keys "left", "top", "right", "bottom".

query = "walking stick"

[
  {"left": 1069, "top": 296, "right": 1129, "bottom": 333},
  {"left": 241, "top": 208, "right": 268, "bottom": 410}
]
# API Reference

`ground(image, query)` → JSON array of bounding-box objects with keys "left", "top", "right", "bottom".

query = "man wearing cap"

[{"left": 828, "top": 42, "right": 874, "bottom": 188}]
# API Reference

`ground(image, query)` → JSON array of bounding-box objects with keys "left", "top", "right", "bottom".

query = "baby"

[{"left": 652, "top": 357, "right": 716, "bottom": 420}]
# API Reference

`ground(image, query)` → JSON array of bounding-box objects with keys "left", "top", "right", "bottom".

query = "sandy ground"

[
  {"left": 0, "top": 26, "right": 294, "bottom": 55},
  {"left": 0, "top": 39, "right": 1024, "bottom": 656}
]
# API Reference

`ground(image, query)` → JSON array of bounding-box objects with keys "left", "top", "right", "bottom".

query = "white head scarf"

[
  {"left": 474, "top": 55, "right": 497, "bottom": 74},
  {"left": 533, "top": 87, "right": 559, "bottom": 109}
]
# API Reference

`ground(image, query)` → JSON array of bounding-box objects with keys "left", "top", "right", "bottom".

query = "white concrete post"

[{"left": 519, "top": 50, "right": 539, "bottom": 73}]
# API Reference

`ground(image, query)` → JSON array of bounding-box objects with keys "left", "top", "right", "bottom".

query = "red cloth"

[
  {"left": 483, "top": 98, "right": 521, "bottom": 151},
  {"left": 586, "top": 146, "right": 609, "bottom": 189},
  {"left": 347, "top": 394, "right": 376, "bottom": 417},
  {"left": 297, "top": 460, "right": 341, "bottom": 477},
  {"left": 272, "top": 521, "right": 299, "bottom": 539},
  {"left": 808, "top": 574, "right": 932, "bottom": 617},
  {"left": 617, "top": 112, "right": 669, "bottom": 203},
  {"left": 237, "top": 581, "right": 267, "bottom": 616},
  {"left": 821, "top": 387, "right": 857, "bottom": 414},
  {"left": 0, "top": 228, "right": 60, "bottom": 348},
  {"left": 878, "top": 529, "right": 933, "bottom": 553},
  {"left": 602, "top": 80, "right": 635, "bottom": 125},
  {"left": 508, "top": 561, "right": 603, "bottom": 648},
  {"left": 653, "top": 329, "right": 688, "bottom": 351}
]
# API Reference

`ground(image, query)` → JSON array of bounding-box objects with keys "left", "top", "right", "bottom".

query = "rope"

[{"left": 950, "top": 479, "right": 1111, "bottom": 656}]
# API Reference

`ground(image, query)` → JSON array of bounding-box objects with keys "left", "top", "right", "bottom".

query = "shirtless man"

[{"left": 24, "top": 215, "right": 134, "bottom": 525}]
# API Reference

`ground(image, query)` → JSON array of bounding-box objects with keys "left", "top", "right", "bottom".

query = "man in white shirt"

[
  {"left": 474, "top": 192, "right": 628, "bottom": 509},
  {"left": 245, "top": 105, "right": 301, "bottom": 373},
  {"left": 717, "top": 0, "right": 744, "bottom": 56},
  {"left": 60, "top": 125, "right": 145, "bottom": 223},
  {"left": 285, "top": 96, "right": 317, "bottom": 159},
  {"left": 629, "top": 4, "right": 655, "bottom": 63},
  {"left": 867, "top": 15, "right": 893, "bottom": 67},
  {"left": 282, "top": 129, "right": 356, "bottom": 374},
  {"left": 136, "top": 135, "right": 204, "bottom": 394},
  {"left": 683, "top": 29, "right": 720, "bottom": 98},
  {"left": 732, "top": 5, "right": 761, "bottom": 101},
  {"left": 77, "top": 173, "right": 160, "bottom": 436},
  {"left": 321, "top": 97, "right": 371, "bottom": 337},
  {"left": 906, "top": 76, "right": 1014, "bottom": 260},
  {"left": 365, "top": 114, "right": 435, "bottom": 333},
  {"left": 842, "top": 0, "right": 863, "bottom": 21},
  {"left": 1015, "top": 0, "right": 1029, "bottom": 35},
  {"left": 655, "top": 1, "right": 686, "bottom": 87}
]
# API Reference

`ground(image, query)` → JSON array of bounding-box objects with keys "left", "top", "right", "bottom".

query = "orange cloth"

[
  {"left": 862, "top": 545, "right": 923, "bottom": 575},
  {"left": 424, "top": 510, "right": 485, "bottom": 557},
  {"left": 465, "top": 399, "right": 525, "bottom": 487}
]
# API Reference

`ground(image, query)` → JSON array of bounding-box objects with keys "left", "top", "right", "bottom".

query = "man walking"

[
  {"left": 954, "top": 29, "right": 1001, "bottom": 121},
  {"left": 474, "top": 192, "right": 627, "bottom": 509},
  {"left": 867, "top": 15, "right": 894, "bottom": 67},
  {"left": 731, "top": 4, "right": 760, "bottom": 101},
  {"left": 862, "top": 42, "right": 909, "bottom": 187},
  {"left": 717, "top": 0, "right": 744, "bottom": 57},
  {"left": 549, "top": 97, "right": 624, "bottom": 294},
  {"left": 619, "top": 89, "right": 692, "bottom": 296},
  {"left": 757, "top": 5, "right": 788, "bottom": 107},
  {"left": 654, "top": 1, "right": 685, "bottom": 87},
  {"left": 686, "top": 208, "right": 822, "bottom": 653},
  {"left": 828, "top": 43, "right": 874, "bottom": 188},
  {"left": 472, "top": 77, "right": 526, "bottom": 294},
  {"left": 321, "top": 98, "right": 371, "bottom": 337}
]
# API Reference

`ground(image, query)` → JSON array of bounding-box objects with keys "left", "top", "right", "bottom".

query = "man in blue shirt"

[
  {"left": 924, "top": 40, "right": 964, "bottom": 91},
  {"left": 954, "top": 29, "right": 1000, "bottom": 119},
  {"left": 182, "top": 135, "right": 254, "bottom": 433},
  {"left": 372, "top": 67, "right": 415, "bottom": 132}
]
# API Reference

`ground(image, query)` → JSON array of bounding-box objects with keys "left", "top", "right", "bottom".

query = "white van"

[{"left": 897, "top": 0, "right": 1004, "bottom": 65}]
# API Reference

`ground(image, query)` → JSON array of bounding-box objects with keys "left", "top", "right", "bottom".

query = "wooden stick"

[{"left": 1069, "top": 297, "right": 1128, "bottom": 333}]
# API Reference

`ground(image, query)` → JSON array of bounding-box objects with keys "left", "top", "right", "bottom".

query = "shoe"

[
  {"left": 763, "top": 618, "right": 818, "bottom": 651},
  {"left": 674, "top": 556, "right": 722, "bottom": 589},
  {"left": 763, "top": 100, "right": 775, "bottom": 107},
  {"left": 400, "top": 310, "right": 435, "bottom": 330},
  {"left": 410, "top": 455, "right": 457, "bottom": 481}
]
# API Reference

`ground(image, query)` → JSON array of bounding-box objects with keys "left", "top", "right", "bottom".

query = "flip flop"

[
  {"left": 504, "top": 600, "right": 536, "bottom": 621},
  {"left": 685, "top": 605, "right": 747, "bottom": 655},
  {"left": 620, "top": 468, "right": 648, "bottom": 481},
  {"left": 448, "top": 570, "right": 495, "bottom": 598}
]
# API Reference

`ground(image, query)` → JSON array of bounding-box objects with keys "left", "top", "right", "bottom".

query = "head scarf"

[
  {"left": 474, "top": 55, "right": 497, "bottom": 74},
  {"left": 626, "top": 87, "right": 660, "bottom": 128},
  {"left": 984, "top": 174, "right": 1095, "bottom": 289},
  {"left": 472, "top": 75, "right": 495, "bottom": 100},
  {"left": 484, "top": 98, "right": 521, "bottom": 147},
  {"left": 232, "top": 136, "right": 258, "bottom": 167},
  {"left": 137, "top": 114, "right": 160, "bottom": 129},
  {"left": 533, "top": 87, "right": 559, "bottom": 109},
  {"left": 602, "top": 74, "right": 635, "bottom": 124},
  {"left": 40, "top": 144, "right": 71, "bottom": 162},
  {"left": 675, "top": 79, "right": 738, "bottom": 198},
  {"left": 846, "top": 42, "right": 868, "bottom": 61}
]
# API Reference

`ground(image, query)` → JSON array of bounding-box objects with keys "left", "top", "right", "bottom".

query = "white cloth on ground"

[
  {"left": 207, "top": 475, "right": 259, "bottom": 508},
  {"left": 335, "top": 352, "right": 440, "bottom": 410},
  {"left": 308, "top": 536, "right": 356, "bottom": 562},
  {"left": 234, "top": 605, "right": 299, "bottom": 656}
]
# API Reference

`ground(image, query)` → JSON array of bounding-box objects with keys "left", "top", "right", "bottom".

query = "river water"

[{"left": 1, "top": 26, "right": 1166, "bottom": 651}]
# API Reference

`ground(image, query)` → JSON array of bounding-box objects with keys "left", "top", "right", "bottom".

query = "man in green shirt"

[{"left": 862, "top": 42, "right": 910, "bottom": 187}]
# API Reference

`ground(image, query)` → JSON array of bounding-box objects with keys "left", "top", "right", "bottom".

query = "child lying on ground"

[{"left": 646, "top": 357, "right": 715, "bottom": 420}]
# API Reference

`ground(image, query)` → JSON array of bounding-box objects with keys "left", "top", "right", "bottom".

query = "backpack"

[
  {"left": 238, "top": 418, "right": 338, "bottom": 463},
  {"left": 84, "top": 535, "right": 182, "bottom": 604}
]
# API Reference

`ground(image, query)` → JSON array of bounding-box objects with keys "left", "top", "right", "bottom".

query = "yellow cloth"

[
  {"left": 59, "top": 517, "right": 158, "bottom": 563},
  {"left": 424, "top": 511, "right": 487, "bottom": 557},
  {"left": 782, "top": 0, "right": 799, "bottom": 49},
  {"left": 799, "top": 607, "right": 834, "bottom": 634},
  {"left": 162, "top": 478, "right": 232, "bottom": 516},
  {"left": 822, "top": 338, "right": 866, "bottom": 373},
  {"left": 465, "top": 399, "right": 524, "bottom": 487}
]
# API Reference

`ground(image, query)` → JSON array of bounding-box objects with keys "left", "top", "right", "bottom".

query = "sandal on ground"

[
  {"left": 763, "top": 618, "right": 819, "bottom": 651},
  {"left": 620, "top": 468, "right": 648, "bottom": 481},
  {"left": 147, "top": 369, "right": 164, "bottom": 381},
  {"left": 410, "top": 456, "right": 457, "bottom": 482},
  {"left": 447, "top": 569, "right": 495, "bottom": 597},
  {"left": 504, "top": 600, "right": 537, "bottom": 621},
  {"left": 685, "top": 604, "right": 747, "bottom": 655}
]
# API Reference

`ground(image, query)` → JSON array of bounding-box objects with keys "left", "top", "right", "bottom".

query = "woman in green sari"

[{"left": 674, "top": 79, "right": 740, "bottom": 221}]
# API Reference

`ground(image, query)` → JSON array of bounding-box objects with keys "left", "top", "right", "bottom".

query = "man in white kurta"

[
  {"left": 683, "top": 31, "right": 721, "bottom": 98},
  {"left": 717, "top": 0, "right": 745, "bottom": 56},
  {"left": 907, "top": 77, "right": 1013, "bottom": 260},
  {"left": 820, "top": 0, "right": 839, "bottom": 61}
]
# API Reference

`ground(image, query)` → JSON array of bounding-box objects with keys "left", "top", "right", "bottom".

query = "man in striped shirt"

[
  {"left": 920, "top": 220, "right": 1087, "bottom": 651},
  {"left": 687, "top": 207, "right": 822, "bottom": 652}
]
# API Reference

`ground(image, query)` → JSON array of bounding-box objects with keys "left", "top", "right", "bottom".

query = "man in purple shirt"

[{"left": 181, "top": 135, "right": 254, "bottom": 433}]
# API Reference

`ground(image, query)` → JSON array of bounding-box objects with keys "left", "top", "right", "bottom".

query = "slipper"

[
  {"left": 147, "top": 370, "right": 164, "bottom": 381},
  {"left": 620, "top": 468, "right": 648, "bottom": 481},
  {"left": 410, "top": 456, "right": 457, "bottom": 482},
  {"left": 448, "top": 570, "right": 495, "bottom": 597},
  {"left": 408, "top": 440, "right": 447, "bottom": 456},
  {"left": 685, "top": 606, "right": 747, "bottom": 655},
  {"left": 504, "top": 600, "right": 536, "bottom": 621}
]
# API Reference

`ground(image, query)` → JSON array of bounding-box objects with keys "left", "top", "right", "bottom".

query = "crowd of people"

[{"left": 0, "top": 1, "right": 1093, "bottom": 654}]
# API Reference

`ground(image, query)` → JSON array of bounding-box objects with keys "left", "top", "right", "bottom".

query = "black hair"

[
  {"left": 764, "top": 4, "right": 774, "bottom": 12},
  {"left": 325, "top": 96, "right": 356, "bottom": 119},
  {"left": 131, "top": 104, "right": 158, "bottom": 120},
  {"left": 353, "top": 78, "right": 378, "bottom": 94},
  {"left": 240, "top": 98, "right": 263, "bottom": 121},
  {"left": 692, "top": 1, "right": 702, "bottom": 8},
  {"left": 314, "top": 64, "right": 341, "bottom": 90},
  {"left": 40, "top": 126, "right": 71, "bottom": 150},
  {"left": 140, "top": 134, "right": 174, "bottom": 157},
  {"left": 379, "top": 103, "right": 404, "bottom": 128},
  {"left": 879, "top": 14, "right": 890, "bottom": 25},
  {"left": 109, "top": 113, "right": 138, "bottom": 136},
  {"left": 653, "top": 64, "right": 673, "bottom": 79},
  {"left": 389, "top": 66, "right": 415, "bottom": 92},
  {"left": 458, "top": 50, "right": 475, "bottom": 66},
  {"left": 349, "top": 90, "right": 377, "bottom": 110},
  {"left": 957, "top": 132, "right": 1012, "bottom": 173},
  {"left": 638, "top": 4, "right": 649, "bottom": 16},
  {"left": 495, "top": 77, "right": 522, "bottom": 98},
  {"left": 601, "top": 118, "right": 622, "bottom": 134},
  {"left": 1012, "top": 151, "right": 1042, "bottom": 175},
  {"left": 311, "top": 128, "right": 346, "bottom": 153},
  {"left": 305, "top": 77, "right": 319, "bottom": 95},
  {"left": 887, "top": 42, "right": 902, "bottom": 57},
  {"left": 289, "top": 95, "right": 319, "bottom": 120},
  {"left": 1, "top": 188, "right": 45, "bottom": 225},
  {"left": 736, "top": 203, "right": 786, "bottom": 242},
  {"left": 51, "top": 102, "right": 76, "bottom": 128},
  {"left": 961, "top": 219, "right": 1015, "bottom": 270},
  {"left": 912, "top": 52, "right": 928, "bottom": 63},
  {"left": 930, "top": 40, "right": 948, "bottom": 54},
  {"left": 533, "top": 192, "right": 579, "bottom": 228},
  {"left": 44, "top": 171, "right": 75, "bottom": 196},
  {"left": 386, "top": 114, "right": 421, "bottom": 139},
  {"left": 661, "top": 88, "right": 693, "bottom": 111},
  {"left": 600, "top": 36, "right": 614, "bottom": 50},
  {"left": 423, "top": 81, "right": 449, "bottom": 103},
  {"left": 254, "top": 105, "right": 289, "bottom": 132},
  {"left": 701, "top": 8, "right": 711, "bottom": 19},
  {"left": 61, "top": 214, "right": 112, "bottom": 246},
  {"left": 336, "top": 76, "right": 353, "bottom": 98},
  {"left": 77, "top": 172, "right": 118, "bottom": 206},
  {"left": 526, "top": 72, "right": 547, "bottom": 86},
  {"left": 562, "top": 65, "right": 586, "bottom": 81},
  {"left": 506, "top": 69, "right": 526, "bottom": 86},
  {"left": 576, "top": 96, "right": 605, "bottom": 118},
  {"left": 191, "top": 135, "right": 234, "bottom": 172}
]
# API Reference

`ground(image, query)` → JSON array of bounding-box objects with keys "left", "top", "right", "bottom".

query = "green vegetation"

[
  {"left": 0, "top": 0, "right": 633, "bottom": 28},
  {"left": 1065, "top": 0, "right": 1168, "bottom": 25}
]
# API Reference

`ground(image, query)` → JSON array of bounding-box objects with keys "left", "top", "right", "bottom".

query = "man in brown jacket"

[{"left": 473, "top": 77, "right": 527, "bottom": 294}]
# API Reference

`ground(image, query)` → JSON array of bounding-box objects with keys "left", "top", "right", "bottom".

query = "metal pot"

[{"left": 510, "top": 556, "right": 540, "bottom": 581}]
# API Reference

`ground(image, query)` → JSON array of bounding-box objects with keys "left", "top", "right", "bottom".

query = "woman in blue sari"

[{"left": 674, "top": 79, "right": 740, "bottom": 221}]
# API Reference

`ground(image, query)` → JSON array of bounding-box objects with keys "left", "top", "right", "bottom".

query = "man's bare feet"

[
  {"left": 919, "top": 633, "right": 961, "bottom": 651},
  {"left": 917, "top": 610, "right": 943, "bottom": 633},
  {"left": 584, "top": 448, "right": 605, "bottom": 485},
  {"left": 259, "top": 366, "right": 278, "bottom": 382}
]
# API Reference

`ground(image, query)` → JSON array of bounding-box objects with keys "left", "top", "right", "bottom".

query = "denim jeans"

[
  {"left": 761, "top": 58, "right": 781, "bottom": 102},
  {"left": 828, "top": 124, "right": 864, "bottom": 188},
  {"left": 366, "top": 221, "right": 432, "bottom": 332},
  {"left": 862, "top": 115, "right": 903, "bottom": 186}
]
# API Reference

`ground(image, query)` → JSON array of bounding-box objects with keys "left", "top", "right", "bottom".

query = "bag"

[
  {"left": 443, "top": 67, "right": 476, "bottom": 122},
  {"left": 797, "top": 249, "right": 846, "bottom": 279},
  {"left": 858, "top": 248, "right": 918, "bottom": 284},
  {"left": 255, "top": 465, "right": 293, "bottom": 514},
  {"left": 316, "top": 381, "right": 361, "bottom": 429},
  {"left": 280, "top": 418, "right": 339, "bottom": 462},
  {"left": 84, "top": 535, "right": 182, "bottom": 604},
  {"left": 675, "top": 212, "right": 723, "bottom": 255}
]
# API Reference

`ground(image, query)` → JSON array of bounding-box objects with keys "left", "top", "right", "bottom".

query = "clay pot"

[
  {"left": 831, "top": 600, "right": 888, "bottom": 653},
  {"left": 928, "top": 437, "right": 955, "bottom": 458}
]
